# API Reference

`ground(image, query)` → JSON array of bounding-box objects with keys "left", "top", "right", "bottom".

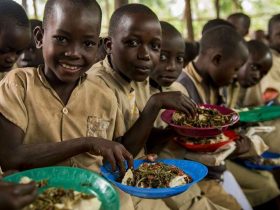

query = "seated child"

[
  {"left": 227, "top": 12, "right": 251, "bottom": 38},
  {"left": 0, "top": 0, "right": 31, "bottom": 80},
  {"left": 0, "top": 0, "right": 133, "bottom": 175},
  {"left": 170, "top": 26, "right": 252, "bottom": 210},
  {"left": 149, "top": 21, "right": 230, "bottom": 210},
  {"left": 223, "top": 40, "right": 280, "bottom": 208},
  {"left": 17, "top": 19, "right": 44, "bottom": 68}
]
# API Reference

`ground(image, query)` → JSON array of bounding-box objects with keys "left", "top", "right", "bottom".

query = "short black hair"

[
  {"left": 247, "top": 40, "right": 271, "bottom": 58},
  {"left": 160, "top": 21, "right": 182, "bottom": 40},
  {"left": 43, "top": 0, "right": 102, "bottom": 29},
  {"left": 200, "top": 26, "right": 247, "bottom": 60},
  {"left": 109, "top": 3, "right": 159, "bottom": 36},
  {"left": 268, "top": 14, "right": 280, "bottom": 36},
  {"left": 202, "top": 19, "right": 235, "bottom": 35},
  {"left": 227, "top": 13, "right": 251, "bottom": 29},
  {"left": 0, "top": 0, "right": 29, "bottom": 29},
  {"left": 184, "top": 41, "right": 199, "bottom": 65}
]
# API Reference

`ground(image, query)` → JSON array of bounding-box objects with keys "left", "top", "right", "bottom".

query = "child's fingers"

[
  {"left": 12, "top": 182, "right": 36, "bottom": 196},
  {"left": 105, "top": 152, "right": 117, "bottom": 172},
  {"left": 15, "top": 187, "right": 37, "bottom": 208},
  {"left": 123, "top": 149, "right": 134, "bottom": 169},
  {"left": 114, "top": 152, "right": 126, "bottom": 175}
]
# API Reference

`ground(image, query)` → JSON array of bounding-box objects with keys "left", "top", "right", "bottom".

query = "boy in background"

[
  {"left": 17, "top": 19, "right": 44, "bottom": 68},
  {"left": 0, "top": 0, "right": 31, "bottom": 80},
  {"left": 227, "top": 13, "right": 251, "bottom": 38},
  {"left": 169, "top": 26, "right": 251, "bottom": 210}
]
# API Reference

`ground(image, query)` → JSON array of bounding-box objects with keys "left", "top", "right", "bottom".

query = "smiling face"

[
  {"left": 35, "top": 1, "right": 100, "bottom": 84},
  {"left": 0, "top": 24, "right": 30, "bottom": 72},
  {"left": 150, "top": 30, "right": 185, "bottom": 87},
  {"left": 237, "top": 51, "right": 272, "bottom": 88},
  {"left": 106, "top": 13, "right": 161, "bottom": 82}
]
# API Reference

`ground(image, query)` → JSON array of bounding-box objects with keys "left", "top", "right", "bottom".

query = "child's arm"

[
  {"left": 121, "top": 91, "right": 196, "bottom": 157},
  {"left": 0, "top": 114, "right": 133, "bottom": 174}
]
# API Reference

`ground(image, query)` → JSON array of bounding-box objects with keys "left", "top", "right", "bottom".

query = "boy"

[
  {"left": 0, "top": 0, "right": 31, "bottom": 80},
  {"left": 170, "top": 26, "right": 251, "bottom": 210},
  {"left": 228, "top": 40, "right": 273, "bottom": 108},
  {"left": 223, "top": 40, "right": 280, "bottom": 208},
  {"left": 227, "top": 13, "right": 251, "bottom": 38},
  {"left": 149, "top": 21, "right": 230, "bottom": 210},
  {"left": 0, "top": 0, "right": 133, "bottom": 176},
  {"left": 89, "top": 4, "right": 233, "bottom": 210},
  {"left": 17, "top": 19, "right": 44, "bottom": 68}
]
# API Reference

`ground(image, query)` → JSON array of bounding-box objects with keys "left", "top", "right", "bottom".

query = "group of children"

[{"left": 0, "top": 0, "right": 280, "bottom": 210}]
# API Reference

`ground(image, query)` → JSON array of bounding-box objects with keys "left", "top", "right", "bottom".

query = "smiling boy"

[{"left": 0, "top": 0, "right": 133, "bottom": 175}]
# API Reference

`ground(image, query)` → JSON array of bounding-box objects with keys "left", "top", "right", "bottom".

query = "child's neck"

[
  {"left": 43, "top": 67, "right": 80, "bottom": 105},
  {"left": 193, "top": 58, "right": 211, "bottom": 86},
  {"left": 108, "top": 55, "right": 131, "bottom": 83}
]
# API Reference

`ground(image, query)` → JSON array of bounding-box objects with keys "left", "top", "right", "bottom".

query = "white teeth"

[{"left": 61, "top": 63, "right": 80, "bottom": 70}]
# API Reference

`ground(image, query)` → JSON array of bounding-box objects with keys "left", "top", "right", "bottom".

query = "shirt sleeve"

[{"left": 0, "top": 71, "right": 28, "bottom": 132}]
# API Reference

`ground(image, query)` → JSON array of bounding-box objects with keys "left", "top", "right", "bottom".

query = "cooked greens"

[
  {"left": 121, "top": 162, "right": 192, "bottom": 188},
  {"left": 172, "top": 107, "right": 232, "bottom": 128}
]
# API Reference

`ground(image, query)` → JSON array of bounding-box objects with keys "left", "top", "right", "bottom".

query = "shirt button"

[{"left": 62, "top": 107, "right": 68, "bottom": 114}]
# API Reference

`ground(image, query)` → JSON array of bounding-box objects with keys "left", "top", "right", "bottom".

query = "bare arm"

[
  {"left": 0, "top": 114, "right": 133, "bottom": 174},
  {"left": 121, "top": 91, "right": 196, "bottom": 157}
]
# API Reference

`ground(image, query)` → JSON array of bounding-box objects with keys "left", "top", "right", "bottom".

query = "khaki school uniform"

[
  {"left": 89, "top": 59, "right": 228, "bottom": 210},
  {"left": 0, "top": 66, "right": 135, "bottom": 210},
  {"left": 0, "top": 66, "right": 121, "bottom": 171},
  {"left": 166, "top": 62, "right": 242, "bottom": 210},
  {"left": 221, "top": 80, "right": 280, "bottom": 206},
  {"left": 0, "top": 72, "right": 7, "bottom": 81},
  {"left": 88, "top": 58, "right": 170, "bottom": 210}
]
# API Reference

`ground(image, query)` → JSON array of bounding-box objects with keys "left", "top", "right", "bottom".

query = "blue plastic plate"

[
  {"left": 100, "top": 159, "right": 208, "bottom": 199},
  {"left": 3, "top": 166, "right": 119, "bottom": 210},
  {"left": 243, "top": 151, "right": 280, "bottom": 170}
]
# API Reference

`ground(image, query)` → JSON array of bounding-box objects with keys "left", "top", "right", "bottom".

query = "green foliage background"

[{"left": 16, "top": 0, "right": 280, "bottom": 40}]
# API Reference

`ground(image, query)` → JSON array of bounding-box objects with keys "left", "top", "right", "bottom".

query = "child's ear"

[
  {"left": 103, "top": 37, "right": 112, "bottom": 54},
  {"left": 34, "top": 26, "right": 44, "bottom": 49},
  {"left": 212, "top": 54, "right": 222, "bottom": 66}
]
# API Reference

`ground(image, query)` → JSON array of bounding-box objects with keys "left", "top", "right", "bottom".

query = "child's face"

[
  {"left": 0, "top": 25, "right": 30, "bottom": 72},
  {"left": 269, "top": 22, "right": 280, "bottom": 52},
  {"left": 107, "top": 13, "right": 161, "bottom": 82},
  {"left": 36, "top": 2, "right": 100, "bottom": 83},
  {"left": 150, "top": 34, "right": 184, "bottom": 87},
  {"left": 237, "top": 53, "right": 272, "bottom": 88},
  {"left": 17, "top": 34, "right": 44, "bottom": 68}
]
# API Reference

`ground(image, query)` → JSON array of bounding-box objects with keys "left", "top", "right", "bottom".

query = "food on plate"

[
  {"left": 20, "top": 177, "right": 101, "bottom": 210},
  {"left": 178, "top": 133, "right": 229, "bottom": 145},
  {"left": 172, "top": 106, "right": 232, "bottom": 128},
  {"left": 121, "top": 162, "right": 192, "bottom": 188}
]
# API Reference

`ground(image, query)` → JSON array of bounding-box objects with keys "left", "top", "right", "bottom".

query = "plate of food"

[
  {"left": 243, "top": 151, "right": 280, "bottom": 170},
  {"left": 100, "top": 159, "right": 207, "bottom": 199},
  {"left": 3, "top": 166, "right": 119, "bottom": 210},
  {"left": 175, "top": 130, "right": 239, "bottom": 152},
  {"left": 161, "top": 104, "right": 239, "bottom": 137}
]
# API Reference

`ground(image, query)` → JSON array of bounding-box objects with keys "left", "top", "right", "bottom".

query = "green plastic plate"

[
  {"left": 3, "top": 166, "right": 119, "bottom": 210},
  {"left": 239, "top": 105, "right": 280, "bottom": 123}
]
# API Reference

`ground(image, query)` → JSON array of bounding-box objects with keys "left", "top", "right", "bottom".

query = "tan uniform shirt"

[
  {"left": 0, "top": 66, "right": 120, "bottom": 172},
  {"left": 88, "top": 57, "right": 150, "bottom": 158},
  {"left": 0, "top": 72, "right": 7, "bottom": 81},
  {"left": 172, "top": 62, "right": 219, "bottom": 104},
  {"left": 261, "top": 49, "right": 280, "bottom": 101}
]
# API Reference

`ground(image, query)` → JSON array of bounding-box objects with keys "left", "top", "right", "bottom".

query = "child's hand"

[
  {"left": 89, "top": 139, "right": 134, "bottom": 175},
  {"left": 152, "top": 91, "right": 197, "bottom": 118},
  {"left": 0, "top": 181, "right": 37, "bottom": 210},
  {"left": 231, "top": 135, "right": 251, "bottom": 158}
]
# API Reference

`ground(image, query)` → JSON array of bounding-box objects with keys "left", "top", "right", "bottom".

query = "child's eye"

[
  {"left": 151, "top": 43, "right": 160, "bottom": 51},
  {"left": 84, "top": 40, "right": 96, "bottom": 48},
  {"left": 160, "top": 54, "right": 167, "bottom": 61},
  {"left": 177, "top": 56, "right": 184, "bottom": 63},
  {"left": 127, "top": 40, "right": 139, "bottom": 47},
  {"left": 54, "top": 36, "right": 67, "bottom": 44}
]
